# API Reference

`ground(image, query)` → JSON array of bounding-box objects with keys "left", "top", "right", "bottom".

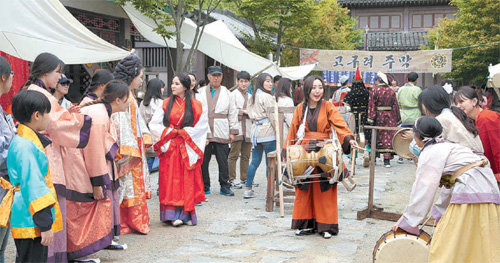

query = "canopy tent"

[
  {"left": 0, "top": 0, "right": 131, "bottom": 63},
  {"left": 488, "top": 63, "right": 500, "bottom": 98},
  {"left": 122, "top": 3, "right": 315, "bottom": 80}
]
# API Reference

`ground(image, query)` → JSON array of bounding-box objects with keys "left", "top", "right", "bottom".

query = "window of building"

[
  {"left": 358, "top": 15, "right": 401, "bottom": 29},
  {"left": 412, "top": 12, "right": 455, "bottom": 28},
  {"left": 359, "top": 16, "right": 368, "bottom": 28},
  {"left": 370, "top": 16, "right": 379, "bottom": 28},
  {"left": 391, "top": 15, "right": 400, "bottom": 28}
]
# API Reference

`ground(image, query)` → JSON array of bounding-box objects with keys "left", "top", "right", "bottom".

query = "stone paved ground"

[{"left": 5, "top": 156, "right": 423, "bottom": 262}]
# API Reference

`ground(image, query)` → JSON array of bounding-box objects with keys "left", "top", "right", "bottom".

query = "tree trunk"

[{"left": 275, "top": 20, "right": 283, "bottom": 66}]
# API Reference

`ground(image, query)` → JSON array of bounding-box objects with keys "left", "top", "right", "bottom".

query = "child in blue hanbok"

[{"left": 0, "top": 90, "right": 62, "bottom": 262}]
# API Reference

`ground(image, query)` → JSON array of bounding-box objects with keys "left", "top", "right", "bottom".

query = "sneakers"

[
  {"left": 397, "top": 157, "right": 404, "bottom": 164},
  {"left": 220, "top": 186, "right": 234, "bottom": 196},
  {"left": 172, "top": 219, "right": 183, "bottom": 227},
  {"left": 384, "top": 159, "right": 391, "bottom": 168},
  {"left": 294, "top": 228, "right": 315, "bottom": 236},
  {"left": 205, "top": 189, "right": 211, "bottom": 195},
  {"left": 230, "top": 180, "right": 243, "bottom": 189},
  {"left": 105, "top": 240, "right": 127, "bottom": 250},
  {"left": 321, "top": 232, "right": 332, "bottom": 239},
  {"left": 243, "top": 189, "right": 256, "bottom": 199},
  {"left": 74, "top": 258, "right": 101, "bottom": 263}
]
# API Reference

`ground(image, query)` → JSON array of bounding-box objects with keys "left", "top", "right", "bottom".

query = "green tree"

[
  {"left": 232, "top": 0, "right": 315, "bottom": 64},
  {"left": 117, "top": 0, "right": 222, "bottom": 73},
  {"left": 282, "top": 0, "right": 362, "bottom": 65},
  {"left": 425, "top": 0, "right": 500, "bottom": 84},
  {"left": 229, "top": 0, "right": 361, "bottom": 66}
]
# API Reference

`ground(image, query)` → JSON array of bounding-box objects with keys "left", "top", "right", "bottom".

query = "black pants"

[
  {"left": 202, "top": 142, "right": 230, "bottom": 190},
  {"left": 14, "top": 237, "right": 47, "bottom": 263}
]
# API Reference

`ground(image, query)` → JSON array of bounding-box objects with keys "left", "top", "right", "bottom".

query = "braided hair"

[
  {"left": 113, "top": 55, "right": 142, "bottom": 85},
  {"left": 80, "top": 80, "right": 130, "bottom": 108}
]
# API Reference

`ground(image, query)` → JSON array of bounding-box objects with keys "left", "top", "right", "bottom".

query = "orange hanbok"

[
  {"left": 112, "top": 92, "right": 152, "bottom": 234},
  {"left": 284, "top": 100, "right": 354, "bottom": 234}
]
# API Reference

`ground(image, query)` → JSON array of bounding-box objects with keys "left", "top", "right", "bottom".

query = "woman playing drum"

[
  {"left": 284, "top": 75, "right": 357, "bottom": 239},
  {"left": 394, "top": 116, "right": 500, "bottom": 262}
]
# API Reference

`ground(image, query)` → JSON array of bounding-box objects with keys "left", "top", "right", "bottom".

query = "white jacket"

[
  {"left": 196, "top": 85, "right": 239, "bottom": 143},
  {"left": 231, "top": 89, "right": 252, "bottom": 142}
]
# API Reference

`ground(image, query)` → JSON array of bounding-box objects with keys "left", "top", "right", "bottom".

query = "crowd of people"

[{"left": 0, "top": 52, "right": 498, "bottom": 262}]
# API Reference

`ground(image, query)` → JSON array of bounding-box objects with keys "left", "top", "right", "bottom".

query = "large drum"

[
  {"left": 285, "top": 139, "right": 343, "bottom": 186},
  {"left": 373, "top": 229, "right": 431, "bottom": 262},
  {"left": 392, "top": 128, "right": 416, "bottom": 159}
]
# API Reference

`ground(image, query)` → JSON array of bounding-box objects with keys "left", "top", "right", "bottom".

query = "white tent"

[
  {"left": 122, "top": 3, "right": 315, "bottom": 80},
  {"left": 0, "top": 0, "right": 131, "bottom": 63}
]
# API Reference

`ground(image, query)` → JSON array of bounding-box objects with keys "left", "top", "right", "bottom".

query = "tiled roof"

[
  {"left": 366, "top": 31, "right": 428, "bottom": 51},
  {"left": 338, "top": 0, "right": 450, "bottom": 7}
]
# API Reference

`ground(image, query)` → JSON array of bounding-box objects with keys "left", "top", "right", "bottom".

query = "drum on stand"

[{"left": 373, "top": 229, "right": 431, "bottom": 263}]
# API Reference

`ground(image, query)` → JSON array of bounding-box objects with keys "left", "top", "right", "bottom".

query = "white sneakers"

[
  {"left": 172, "top": 219, "right": 183, "bottom": 227},
  {"left": 243, "top": 189, "right": 256, "bottom": 199}
]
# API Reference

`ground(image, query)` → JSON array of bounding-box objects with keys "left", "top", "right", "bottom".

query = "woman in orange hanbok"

[
  {"left": 112, "top": 55, "right": 152, "bottom": 235},
  {"left": 150, "top": 73, "right": 207, "bottom": 226},
  {"left": 284, "top": 76, "right": 357, "bottom": 239}
]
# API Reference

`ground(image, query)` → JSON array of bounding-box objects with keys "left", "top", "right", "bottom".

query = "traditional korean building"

[{"left": 338, "top": 0, "right": 457, "bottom": 88}]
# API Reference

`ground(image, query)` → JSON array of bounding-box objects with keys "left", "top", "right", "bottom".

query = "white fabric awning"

[
  {"left": 0, "top": 0, "right": 131, "bottom": 63},
  {"left": 122, "top": 3, "right": 315, "bottom": 80}
]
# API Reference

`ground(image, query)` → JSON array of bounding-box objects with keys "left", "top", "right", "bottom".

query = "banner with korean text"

[{"left": 299, "top": 48, "right": 452, "bottom": 73}]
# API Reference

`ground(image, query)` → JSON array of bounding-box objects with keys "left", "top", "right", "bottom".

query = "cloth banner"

[
  {"left": 0, "top": 52, "right": 29, "bottom": 111},
  {"left": 300, "top": 48, "right": 452, "bottom": 73},
  {"left": 322, "top": 70, "right": 377, "bottom": 87}
]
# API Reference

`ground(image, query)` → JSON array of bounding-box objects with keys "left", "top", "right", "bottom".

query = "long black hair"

[
  {"left": 24, "top": 53, "right": 64, "bottom": 88},
  {"left": 251, "top": 73, "right": 272, "bottom": 105},
  {"left": 143, "top": 78, "right": 164, "bottom": 106},
  {"left": 418, "top": 85, "right": 478, "bottom": 136},
  {"left": 275, "top": 77, "right": 292, "bottom": 100},
  {"left": 163, "top": 73, "right": 194, "bottom": 128},
  {"left": 454, "top": 86, "right": 481, "bottom": 106},
  {"left": 300, "top": 75, "right": 324, "bottom": 122},
  {"left": 12, "top": 90, "right": 52, "bottom": 124},
  {"left": 0, "top": 56, "right": 11, "bottom": 79}
]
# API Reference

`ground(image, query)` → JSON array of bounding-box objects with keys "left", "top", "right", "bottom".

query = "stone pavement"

[{"left": 4, "top": 156, "right": 419, "bottom": 262}]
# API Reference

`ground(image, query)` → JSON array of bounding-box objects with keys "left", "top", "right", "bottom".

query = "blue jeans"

[
  {"left": 0, "top": 226, "right": 9, "bottom": 263},
  {"left": 147, "top": 157, "right": 159, "bottom": 171},
  {"left": 246, "top": 140, "right": 276, "bottom": 189}
]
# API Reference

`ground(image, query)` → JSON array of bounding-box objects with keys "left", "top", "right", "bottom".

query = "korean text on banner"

[{"left": 299, "top": 49, "right": 452, "bottom": 73}]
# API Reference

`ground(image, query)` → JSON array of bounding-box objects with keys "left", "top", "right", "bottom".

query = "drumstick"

[
  {"left": 274, "top": 100, "right": 285, "bottom": 217},
  {"left": 350, "top": 148, "right": 356, "bottom": 177}
]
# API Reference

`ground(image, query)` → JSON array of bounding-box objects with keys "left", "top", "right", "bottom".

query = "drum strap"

[{"left": 450, "top": 158, "right": 489, "bottom": 183}]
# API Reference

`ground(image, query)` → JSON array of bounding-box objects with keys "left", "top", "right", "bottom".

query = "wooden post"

[
  {"left": 274, "top": 101, "right": 285, "bottom": 217},
  {"left": 368, "top": 128, "right": 377, "bottom": 213},
  {"left": 266, "top": 154, "right": 276, "bottom": 212}
]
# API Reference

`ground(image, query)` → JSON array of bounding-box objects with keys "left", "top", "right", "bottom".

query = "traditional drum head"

[
  {"left": 286, "top": 140, "right": 342, "bottom": 185},
  {"left": 392, "top": 128, "right": 416, "bottom": 159},
  {"left": 373, "top": 230, "right": 431, "bottom": 263}
]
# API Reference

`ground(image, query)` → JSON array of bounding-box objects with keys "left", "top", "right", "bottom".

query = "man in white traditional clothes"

[
  {"left": 228, "top": 71, "right": 252, "bottom": 189},
  {"left": 196, "top": 66, "right": 239, "bottom": 196}
]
